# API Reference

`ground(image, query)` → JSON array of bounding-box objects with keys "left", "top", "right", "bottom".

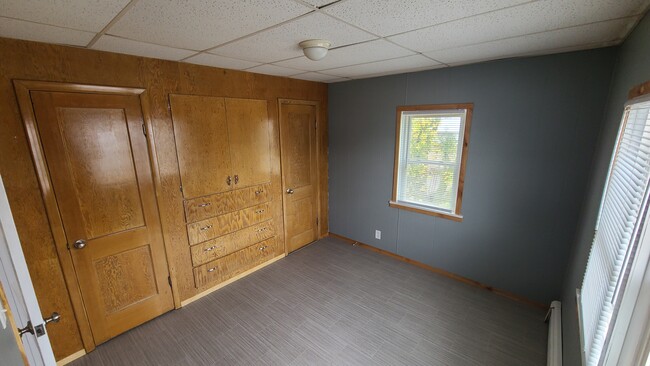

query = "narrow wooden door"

[
  {"left": 170, "top": 94, "right": 233, "bottom": 199},
  {"left": 30, "top": 91, "right": 173, "bottom": 344},
  {"left": 225, "top": 98, "right": 272, "bottom": 188},
  {"left": 279, "top": 101, "right": 319, "bottom": 252}
]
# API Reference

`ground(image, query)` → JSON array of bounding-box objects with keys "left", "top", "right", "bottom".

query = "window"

[
  {"left": 390, "top": 104, "right": 473, "bottom": 221},
  {"left": 579, "top": 93, "right": 650, "bottom": 366}
]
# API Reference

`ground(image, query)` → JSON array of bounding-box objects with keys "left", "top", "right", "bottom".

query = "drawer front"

[
  {"left": 190, "top": 220, "right": 275, "bottom": 266},
  {"left": 187, "top": 202, "right": 272, "bottom": 245},
  {"left": 193, "top": 237, "right": 278, "bottom": 288},
  {"left": 184, "top": 183, "right": 270, "bottom": 223}
]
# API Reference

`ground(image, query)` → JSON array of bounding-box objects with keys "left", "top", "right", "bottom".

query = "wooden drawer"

[
  {"left": 190, "top": 220, "right": 275, "bottom": 266},
  {"left": 193, "top": 237, "right": 278, "bottom": 288},
  {"left": 184, "top": 183, "right": 270, "bottom": 223},
  {"left": 187, "top": 202, "right": 272, "bottom": 245}
]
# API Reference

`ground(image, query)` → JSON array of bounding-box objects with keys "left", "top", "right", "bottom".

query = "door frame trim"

[
  {"left": 277, "top": 99, "right": 321, "bottom": 255},
  {"left": 12, "top": 80, "right": 179, "bottom": 353}
]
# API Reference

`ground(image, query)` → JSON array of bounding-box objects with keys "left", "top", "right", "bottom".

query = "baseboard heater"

[{"left": 545, "top": 300, "right": 562, "bottom": 366}]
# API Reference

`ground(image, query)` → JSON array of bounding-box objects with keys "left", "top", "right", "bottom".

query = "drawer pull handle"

[
  {"left": 204, "top": 245, "right": 217, "bottom": 252},
  {"left": 259, "top": 245, "right": 268, "bottom": 251},
  {"left": 256, "top": 227, "right": 268, "bottom": 232},
  {"left": 207, "top": 267, "right": 217, "bottom": 273},
  {"left": 198, "top": 203, "right": 211, "bottom": 208},
  {"left": 255, "top": 190, "right": 264, "bottom": 195},
  {"left": 255, "top": 209, "right": 265, "bottom": 214},
  {"left": 199, "top": 225, "right": 212, "bottom": 231}
]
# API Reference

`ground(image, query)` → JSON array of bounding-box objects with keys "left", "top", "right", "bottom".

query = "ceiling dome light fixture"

[{"left": 299, "top": 39, "right": 331, "bottom": 61}]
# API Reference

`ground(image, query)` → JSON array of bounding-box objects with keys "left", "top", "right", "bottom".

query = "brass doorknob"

[
  {"left": 73, "top": 239, "right": 86, "bottom": 249},
  {"left": 286, "top": 188, "right": 294, "bottom": 194}
]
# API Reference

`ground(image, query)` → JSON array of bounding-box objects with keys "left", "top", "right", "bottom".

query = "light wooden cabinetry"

[
  {"left": 193, "top": 237, "right": 279, "bottom": 288},
  {"left": 183, "top": 183, "right": 270, "bottom": 223},
  {"left": 170, "top": 95, "right": 272, "bottom": 199},
  {"left": 170, "top": 95, "right": 282, "bottom": 292},
  {"left": 224, "top": 98, "right": 272, "bottom": 189},
  {"left": 169, "top": 95, "right": 232, "bottom": 199}
]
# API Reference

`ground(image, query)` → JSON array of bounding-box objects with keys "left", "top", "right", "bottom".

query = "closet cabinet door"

[
  {"left": 225, "top": 98, "right": 271, "bottom": 188},
  {"left": 170, "top": 94, "right": 233, "bottom": 199}
]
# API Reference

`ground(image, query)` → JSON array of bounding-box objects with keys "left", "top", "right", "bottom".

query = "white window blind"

[
  {"left": 580, "top": 97, "right": 650, "bottom": 366},
  {"left": 395, "top": 109, "right": 466, "bottom": 213}
]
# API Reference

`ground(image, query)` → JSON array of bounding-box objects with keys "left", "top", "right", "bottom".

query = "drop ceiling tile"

[
  {"left": 424, "top": 18, "right": 631, "bottom": 65},
  {"left": 323, "top": 0, "right": 530, "bottom": 37},
  {"left": 0, "top": 0, "right": 129, "bottom": 32},
  {"left": 184, "top": 53, "right": 262, "bottom": 70},
  {"left": 209, "top": 12, "right": 376, "bottom": 63},
  {"left": 389, "top": 0, "right": 648, "bottom": 52},
  {"left": 299, "top": 0, "right": 338, "bottom": 7},
  {"left": 324, "top": 55, "right": 442, "bottom": 78},
  {"left": 291, "top": 72, "right": 348, "bottom": 82},
  {"left": 0, "top": 17, "right": 95, "bottom": 46},
  {"left": 107, "top": 0, "right": 312, "bottom": 51},
  {"left": 275, "top": 39, "right": 415, "bottom": 72},
  {"left": 92, "top": 35, "right": 196, "bottom": 61},
  {"left": 246, "top": 64, "right": 304, "bottom": 77}
]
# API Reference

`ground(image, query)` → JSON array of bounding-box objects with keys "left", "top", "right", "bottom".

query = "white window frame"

[
  {"left": 579, "top": 90, "right": 650, "bottom": 366},
  {"left": 390, "top": 103, "right": 473, "bottom": 222}
]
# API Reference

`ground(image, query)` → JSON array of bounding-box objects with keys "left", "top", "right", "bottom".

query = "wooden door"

[
  {"left": 30, "top": 91, "right": 173, "bottom": 344},
  {"left": 225, "top": 98, "right": 272, "bottom": 188},
  {"left": 170, "top": 94, "right": 233, "bottom": 199},
  {"left": 279, "top": 101, "right": 319, "bottom": 252}
]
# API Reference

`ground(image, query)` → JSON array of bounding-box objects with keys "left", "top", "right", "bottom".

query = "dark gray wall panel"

[
  {"left": 561, "top": 13, "right": 650, "bottom": 366},
  {"left": 328, "top": 47, "right": 617, "bottom": 306}
]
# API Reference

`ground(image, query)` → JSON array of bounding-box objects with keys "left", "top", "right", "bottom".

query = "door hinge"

[
  {"left": 142, "top": 123, "right": 147, "bottom": 137},
  {"left": 167, "top": 275, "right": 172, "bottom": 288},
  {"left": 179, "top": 185, "right": 183, "bottom": 193}
]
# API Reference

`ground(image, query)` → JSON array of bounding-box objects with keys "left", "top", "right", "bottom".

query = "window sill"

[{"left": 389, "top": 201, "right": 463, "bottom": 222}]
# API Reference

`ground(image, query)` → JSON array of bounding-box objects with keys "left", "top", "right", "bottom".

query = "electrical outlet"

[{"left": 375, "top": 230, "right": 381, "bottom": 240}]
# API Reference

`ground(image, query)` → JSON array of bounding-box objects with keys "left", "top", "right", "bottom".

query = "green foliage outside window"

[{"left": 403, "top": 116, "right": 460, "bottom": 210}]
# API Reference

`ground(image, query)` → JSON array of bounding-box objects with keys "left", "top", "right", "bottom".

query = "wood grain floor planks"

[{"left": 69, "top": 237, "right": 547, "bottom": 365}]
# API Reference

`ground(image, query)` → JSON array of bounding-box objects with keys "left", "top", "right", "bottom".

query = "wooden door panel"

[
  {"left": 225, "top": 98, "right": 271, "bottom": 188},
  {"left": 56, "top": 107, "right": 145, "bottom": 238},
  {"left": 287, "top": 195, "right": 314, "bottom": 245},
  {"left": 285, "top": 109, "right": 312, "bottom": 189},
  {"left": 94, "top": 244, "right": 157, "bottom": 315},
  {"left": 30, "top": 91, "right": 173, "bottom": 345},
  {"left": 170, "top": 94, "right": 232, "bottom": 199},
  {"left": 280, "top": 102, "right": 319, "bottom": 253}
]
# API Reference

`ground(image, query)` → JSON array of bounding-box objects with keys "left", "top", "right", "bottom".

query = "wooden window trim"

[
  {"left": 628, "top": 80, "right": 650, "bottom": 100},
  {"left": 391, "top": 103, "right": 473, "bottom": 222}
]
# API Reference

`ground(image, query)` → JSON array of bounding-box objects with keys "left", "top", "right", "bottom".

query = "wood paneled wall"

[{"left": 0, "top": 37, "right": 328, "bottom": 360}]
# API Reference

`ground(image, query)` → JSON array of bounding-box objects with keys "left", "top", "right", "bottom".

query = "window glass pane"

[
  {"left": 580, "top": 99, "right": 650, "bottom": 366},
  {"left": 406, "top": 115, "right": 462, "bottom": 164},
  {"left": 403, "top": 162, "right": 455, "bottom": 211},
  {"left": 393, "top": 106, "right": 471, "bottom": 218}
]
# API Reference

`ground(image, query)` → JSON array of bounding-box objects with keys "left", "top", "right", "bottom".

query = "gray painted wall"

[
  {"left": 561, "top": 13, "right": 650, "bottom": 366},
  {"left": 328, "top": 48, "right": 617, "bottom": 305}
]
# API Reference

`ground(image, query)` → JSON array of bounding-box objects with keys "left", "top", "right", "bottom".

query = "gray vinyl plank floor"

[{"left": 70, "top": 237, "right": 547, "bottom": 366}]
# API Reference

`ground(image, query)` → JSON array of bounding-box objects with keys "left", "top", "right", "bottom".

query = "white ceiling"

[{"left": 1, "top": 0, "right": 648, "bottom": 83}]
